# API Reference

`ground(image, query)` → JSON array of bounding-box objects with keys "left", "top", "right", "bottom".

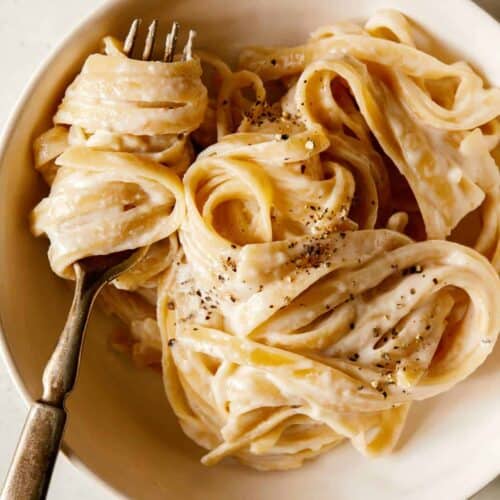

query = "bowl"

[{"left": 1, "top": 0, "right": 499, "bottom": 499}]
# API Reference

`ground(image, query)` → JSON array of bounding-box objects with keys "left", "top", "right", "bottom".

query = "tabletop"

[{"left": 0, "top": 0, "right": 499, "bottom": 498}]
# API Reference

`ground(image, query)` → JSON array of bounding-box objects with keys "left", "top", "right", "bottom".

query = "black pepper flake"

[
  {"left": 225, "top": 256, "right": 237, "bottom": 272},
  {"left": 349, "top": 353, "right": 359, "bottom": 361},
  {"left": 167, "top": 301, "right": 175, "bottom": 311},
  {"left": 230, "top": 295, "right": 236, "bottom": 303},
  {"left": 433, "top": 278, "right": 439, "bottom": 284},
  {"left": 382, "top": 391, "right": 388, "bottom": 399},
  {"left": 300, "top": 164, "right": 306, "bottom": 174},
  {"left": 168, "top": 338, "right": 176, "bottom": 347},
  {"left": 425, "top": 325, "right": 431, "bottom": 331},
  {"left": 231, "top": 244, "right": 237, "bottom": 249},
  {"left": 410, "top": 288, "right": 416, "bottom": 295},
  {"left": 280, "top": 134, "right": 289, "bottom": 140},
  {"left": 271, "top": 58, "right": 277, "bottom": 66},
  {"left": 402, "top": 265, "right": 423, "bottom": 276},
  {"left": 339, "top": 232, "right": 346, "bottom": 239}
]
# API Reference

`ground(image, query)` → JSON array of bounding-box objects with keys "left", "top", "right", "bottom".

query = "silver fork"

[
  {"left": 123, "top": 18, "right": 196, "bottom": 62},
  {"left": 1, "top": 19, "right": 195, "bottom": 500}
]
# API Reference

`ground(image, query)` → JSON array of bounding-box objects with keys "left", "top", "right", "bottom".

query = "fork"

[
  {"left": 124, "top": 18, "right": 196, "bottom": 62},
  {"left": 1, "top": 19, "right": 195, "bottom": 500}
]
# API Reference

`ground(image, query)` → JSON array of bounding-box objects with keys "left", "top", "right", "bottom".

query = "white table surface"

[{"left": 0, "top": 1, "right": 499, "bottom": 498}]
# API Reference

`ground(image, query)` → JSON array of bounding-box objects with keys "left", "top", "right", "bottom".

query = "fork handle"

[
  {"left": 1, "top": 251, "right": 143, "bottom": 499},
  {"left": 2, "top": 266, "right": 100, "bottom": 500},
  {"left": 1, "top": 403, "right": 66, "bottom": 500}
]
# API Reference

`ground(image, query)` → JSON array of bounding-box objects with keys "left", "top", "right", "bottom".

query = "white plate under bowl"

[{"left": 0, "top": 0, "right": 499, "bottom": 499}]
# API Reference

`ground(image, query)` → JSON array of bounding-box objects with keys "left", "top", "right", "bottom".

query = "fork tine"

[
  {"left": 182, "top": 30, "right": 196, "bottom": 61},
  {"left": 164, "top": 34, "right": 172, "bottom": 61},
  {"left": 163, "top": 21, "right": 180, "bottom": 63},
  {"left": 142, "top": 19, "right": 158, "bottom": 60},
  {"left": 123, "top": 18, "right": 141, "bottom": 57},
  {"left": 124, "top": 19, "right": 194, "bottom": 63}
]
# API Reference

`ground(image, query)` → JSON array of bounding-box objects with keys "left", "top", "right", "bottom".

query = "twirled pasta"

[
  {"left": 240, "top": 9, "right": 500, "bottom": 244},
  {"left": 34, "top": 36, "right": 207, "bottom": 183},
  {"left": 31, "top": 9, "right": 500, "bottom": 471},
  {"left": 160, "top": 228, "right": 499, "bottom": 469},
  {"left": 31, "top": 34, "right": 206, "bottom": 356},
  {"left": 31, "top": 146, "right": 185, "bottom": 278},
  {"left": 55, "top": 36, "right": 207, "bottom": 136}
]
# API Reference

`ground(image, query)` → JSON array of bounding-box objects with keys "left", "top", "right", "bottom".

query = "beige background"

[{"left": 0, "top": 0, "right": 498, "bottom": 498}]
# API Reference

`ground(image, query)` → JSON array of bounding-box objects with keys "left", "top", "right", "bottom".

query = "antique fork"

[
  {"left": 124, "top": 18, "right": 196, "bottom": 61},
  {"left": 1, "top": 20, "right": 194, "bottom": 500}
]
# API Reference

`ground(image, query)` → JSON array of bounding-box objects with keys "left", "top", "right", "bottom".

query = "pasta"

[{"left": 31, "top": 10, "right": 500, "bottom": 470}]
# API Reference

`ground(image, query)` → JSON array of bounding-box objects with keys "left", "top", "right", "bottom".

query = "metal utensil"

[
  {"left": 123, "top": 18, "right": 196, "bottom": 62},
  {"left": 1, "top": 19, "right": 195, "bottom": 500},
  {"left": 1, "top": 248, "right": 146, "bottom": 500}
]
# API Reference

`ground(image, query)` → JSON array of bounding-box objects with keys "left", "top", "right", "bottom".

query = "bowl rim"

[{"left": 0, "top": 0, "right": 498, "bottom": 498}]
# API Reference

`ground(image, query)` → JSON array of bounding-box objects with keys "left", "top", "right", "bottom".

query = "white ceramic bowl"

[{"left": 1, "top": 1, "right": 499, "bottom": 499}]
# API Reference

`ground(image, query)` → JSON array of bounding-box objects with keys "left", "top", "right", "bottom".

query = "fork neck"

[{"left": 40, "top": 266, "right": 105, "bottom": 407}]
